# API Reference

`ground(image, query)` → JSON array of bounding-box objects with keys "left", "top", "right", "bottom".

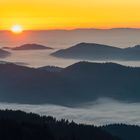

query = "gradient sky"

[{"left": 0, "top": 0, "right": 140, "bottom": 30}]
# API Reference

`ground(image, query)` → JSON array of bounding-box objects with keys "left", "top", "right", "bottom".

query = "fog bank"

[{"left": 0, "top": 98, "right": 140, "bottom": 126}]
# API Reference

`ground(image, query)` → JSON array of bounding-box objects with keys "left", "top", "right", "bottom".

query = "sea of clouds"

[{"left": 0, "top": 98, "right": 140, "bottom": 126}]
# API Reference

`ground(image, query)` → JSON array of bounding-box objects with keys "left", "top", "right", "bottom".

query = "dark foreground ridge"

[
  {"left": 0, "top": 61, "right": 140, "bottom": 105},
  {"left": 102, "top": 124, "right": 140, "bottom": 140},
  {"left": 0, "top": 110, "right": 140, "bottom": 140},
  {"left": 0, "top": 110, "right": 120, "bottom": 140}
]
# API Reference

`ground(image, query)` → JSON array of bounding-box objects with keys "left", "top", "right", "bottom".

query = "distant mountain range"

[
  {"left": 0, "top": 61, "right": 140, "bottom": 105},
  {"left": 2, "top": 28, "right": 140, "bottom": 48},
  {"left": 2, "top": 42, "right": 140, "bottom": 61},
  {"left": 3, "top": 43, "right": 53, "bottom": 50},
  {"left": 0, "top": 49, "right": 10, "bottom": 58},
  {"left": 51, "top": 42, "right": 140, "bottom": 60}
]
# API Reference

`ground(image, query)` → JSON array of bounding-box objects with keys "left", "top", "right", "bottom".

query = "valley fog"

[
  {"left": 0, "top": 98, "right": 140, "bottom": 126},
  {"left": 1, "top": 29, "right": 140, "bottom": 127},
  {"left": 3, "top": 49, "right": 140, "bottom": 68},
  {"left": 2, "top": 29, "right": 140, "bottom": 67}
]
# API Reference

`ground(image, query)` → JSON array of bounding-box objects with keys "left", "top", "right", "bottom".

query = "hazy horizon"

[
  {"left": 1, "top": 28, "right": 140, "bottom": 49},
  {"left": 1, "top": 0, "right": 140, "bottom": 139}
]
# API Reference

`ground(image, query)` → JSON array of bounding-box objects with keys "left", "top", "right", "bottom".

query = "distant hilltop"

[
  {"left": 0, "top": 49, "right": 10, "bottom": 58},
  {"left": 38, "top": 65, "right": 63, "bottom": 72},
  {"left": 51, "top": 42, "right": 140, "bottom": 60},
  {"left": 3, "top": 43, "right": 53, "bottom": 50}
]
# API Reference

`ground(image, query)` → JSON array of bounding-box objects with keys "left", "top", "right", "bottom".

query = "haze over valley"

[
  {"left": 1, "top": 0, "right": 140, "bottom": 139},
  {"left": 1, "top": 28, "right": 140, "bottom": 49},
  {"left": 0, "top": 29, "right": 140, "bottom": 138}
]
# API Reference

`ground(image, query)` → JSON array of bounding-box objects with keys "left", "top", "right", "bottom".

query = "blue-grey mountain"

[
  {"left": 51, "top": 43, "right": 140, "bottom": 60},
  {"left": 0, "top": 62, "right": 140, "bottom": 105},
  {"left": 12, "top": 43, "right": 53, "bottom": 50}
]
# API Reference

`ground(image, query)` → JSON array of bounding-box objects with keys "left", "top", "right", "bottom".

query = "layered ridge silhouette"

[
  {"left": 0, "top": 110, "right": 120, "bottom": 140},
  {"left": 51, "top": 42, "right": 140, "bottom": 60},
  {"left": 4, "top": 43, "right": 53, "bottom": 50},
  {"left": 0, "top": 61, "right": 140, "bottom": 105},
  {"left": 0, "top": 49, "right": 10, "bottom": 58},
  {"left": 0, "top": 109, "right": 139, "bottom": 140}
]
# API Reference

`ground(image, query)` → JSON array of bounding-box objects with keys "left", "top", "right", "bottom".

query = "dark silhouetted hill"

[
  {"left": 12, "top": 43, "right": 53, "bottom": 50},
  {"left": 102, "top": 124, "right": 140, "bottom": 140},
  {"left": 38, "top": 66, "right": 63, "bottom": 72},
  {"left": 51, "top": 42, "right": 140, "bottom": 60},
  {"left": 0, "top": 49, "right": 10, "bottom": 58},
  {"left": 2, "top": 47, "right": 11, "bottom": 49},
  {"left": 0, "top": 110, "right": 120, "bottom": 140},
  {"left": 51, "top": 43, "right": 123, "bottom": 60},
  {"left": 0, "top": 61, "right": 140, "bottom": 105}
]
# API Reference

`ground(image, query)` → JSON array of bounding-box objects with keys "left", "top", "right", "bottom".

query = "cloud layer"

[{"left": 0, "top": 98, "right": 140, "bottom": 126}]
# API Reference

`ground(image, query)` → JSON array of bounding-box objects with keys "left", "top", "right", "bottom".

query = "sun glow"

[
  {"left": 0, "top": 0, "right": 140, "bottom": 30},
  {"left": 11, "top": 25, "right": 23, "bottom": 34}
]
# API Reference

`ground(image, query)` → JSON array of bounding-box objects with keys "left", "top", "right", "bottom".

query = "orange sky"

[{"left": 0, "top": 0, "right": 140, "bottom": 30}]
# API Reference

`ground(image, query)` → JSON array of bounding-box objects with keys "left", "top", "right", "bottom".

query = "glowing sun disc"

[{"left": 11, "top": 25, "right": 23, "bottom": 33}]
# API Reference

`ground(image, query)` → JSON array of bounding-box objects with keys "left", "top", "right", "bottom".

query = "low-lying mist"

[{"left": 0, "top": 98, "right": 140, "bottom": 126}]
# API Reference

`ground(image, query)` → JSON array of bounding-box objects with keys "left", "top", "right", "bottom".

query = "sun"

[{"left": 11, "top": 25, "right": 23, "bottom": 34}]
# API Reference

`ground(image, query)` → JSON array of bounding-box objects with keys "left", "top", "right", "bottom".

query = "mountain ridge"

[
  {"left": 0, "top": 49, "right": 10, "bottom": 58},
  {"left": 51, "top": 42, "right": 140, "bottom": 60},
  {"left": 102, "top": 124, "right": 140, "bottom": 140},
  {"left": 12, "top": 43, "right": 53, "bottom": 50},
  {"left": 0, "top": 61, "right": 140, "bottom": 105},
  {"left": 0, "top": 110, "right": 120, "bottom": 140}
]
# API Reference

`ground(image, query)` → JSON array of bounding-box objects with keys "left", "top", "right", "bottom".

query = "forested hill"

[
  {"left": 0, "top": 110, "right": 120, "bottom": 140},
  {"left": 51, "top": 42, "right": 140, "bottom": 60},
  {"left": 1, "top": 62, "right": 140, "bottom": 105},
  {"left": 102, "top": 124, "right": 140, "bottom": 140}
]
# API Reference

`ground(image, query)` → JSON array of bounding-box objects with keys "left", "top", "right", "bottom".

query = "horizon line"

[{"left": 1, "top": 27, "right": 140, "bottom": 32}]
